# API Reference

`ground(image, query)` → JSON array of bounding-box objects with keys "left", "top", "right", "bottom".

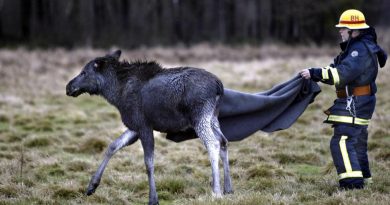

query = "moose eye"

[{"left": 94, "top": 63, "right": 99, "bottom": 68}]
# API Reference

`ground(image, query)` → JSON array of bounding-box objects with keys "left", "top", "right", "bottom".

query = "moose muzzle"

[{"left": 66, "top": 80, "right": 82, "bottom": 97}]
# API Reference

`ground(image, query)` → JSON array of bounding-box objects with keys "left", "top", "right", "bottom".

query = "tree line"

[{"left": 0, "top": 0, "right": 388, "bottom": 48}]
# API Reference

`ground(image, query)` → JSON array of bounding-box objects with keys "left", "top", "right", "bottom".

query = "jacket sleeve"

[
  {"left": 310, "top": 43, "right": 369, "bottom": 87},
  {"left": 309, "top": 66, "right": 340, "bottom": 85}
]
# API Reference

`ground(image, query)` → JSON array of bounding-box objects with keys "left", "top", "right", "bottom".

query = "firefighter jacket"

[{"left": 309, "top": 27, "right": 387, "bottom": 126}]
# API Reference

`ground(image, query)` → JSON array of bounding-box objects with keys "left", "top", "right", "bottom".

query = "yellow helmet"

[{"left": 335, "top": 9, "right": 369, "bottom": 29}]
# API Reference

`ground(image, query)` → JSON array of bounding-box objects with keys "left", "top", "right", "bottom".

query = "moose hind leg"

[
  {"left": 194, "top": 114, "right": 222, "bottom": 197},
  {"left": 86, "top": 130, "right": 138, "bottom": 195},
  {"left": 212, "top": 117, "right": 233, "bottom": 194}
]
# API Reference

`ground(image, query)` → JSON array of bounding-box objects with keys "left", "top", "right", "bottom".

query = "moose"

[{"left": 66, "top": 50, "right": 233, "bottom": 204}]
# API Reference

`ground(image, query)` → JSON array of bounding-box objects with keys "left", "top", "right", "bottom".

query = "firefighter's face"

[{"left": 339, "top": 28, "right": 350, "bottom": 42}]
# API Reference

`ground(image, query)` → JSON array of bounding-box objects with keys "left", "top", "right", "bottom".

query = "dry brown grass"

[{"left": 0, "top": 44, "right": 389, "bottom": 205}]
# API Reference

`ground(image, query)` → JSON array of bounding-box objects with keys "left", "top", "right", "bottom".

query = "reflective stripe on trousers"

[
  {"left": 338, "top": 135, "right": 363, "bottom": 179},
  {"left": 330, "top": 124, "right": 367, "bottom": 181},
  {"left": 326, "top": 115, "right": 370, "bottom": 125}
]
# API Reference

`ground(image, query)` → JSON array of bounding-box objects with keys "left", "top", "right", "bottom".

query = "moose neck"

[
  {"left": 99, "top": 72, "right": 123, "bottom": 108},
  {"left": 99, "top": 61, "right": 162, "bottom": 118},
  {"left": 100, "top": 75, "right": 142, "bottom": 113}
]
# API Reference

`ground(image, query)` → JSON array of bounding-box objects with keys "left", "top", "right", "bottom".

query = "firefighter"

[{"left": 300, "top": 9, "right": 387, "bottom": 189}]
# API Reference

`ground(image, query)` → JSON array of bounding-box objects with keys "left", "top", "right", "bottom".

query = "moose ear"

[{"left": 108, "top": 50, "right": 121, "bottom": 61}]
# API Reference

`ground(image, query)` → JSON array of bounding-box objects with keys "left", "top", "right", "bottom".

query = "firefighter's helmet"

[{"left": 335, "top": 9, "right": 369, "bottom": 29}]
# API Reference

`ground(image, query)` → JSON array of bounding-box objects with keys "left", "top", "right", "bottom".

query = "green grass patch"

[
  {"left": 24, "top": 136, "right": 51, "bottom": 148},
  {"left": 272, "top": 153, "right": 321, "bottom": 165},
  {"left": 0, "top": 122, "right": 9, "bottom": 133},
  {"left": 5, "top": 133, "right": 23, "bottom": 142},
  {"left": 0, "top": 152, "right": 14, "bottom": 159},
  {"left": 35, "top": 164, "right": 66, "bottom": 181},
  {"left": 13, "top": 115, "right": 56, "bottom": 133},
  {"left": 238, "top": 147, "right": 256, "bottom": 154},
  {"left": 173, "top": 165, "right": 194, "bottom": 175},
  {"left": 247, "top": 165, "right": 275, "bottom": 178},
  {"left": 371, "top": 129, "right": 389, "bottom": 139},
  {"left": 53, "top": 187, "right": 82, "bottom": 199},
  {"left": 0, "top": 114, "right": 9, "bottom": 123},
  {"left": 11, "top": 176, "right": 35, "bottom": 188},
  {"left": 157, "top": 177, "right": 186, "bottom": 194},
  {"left": 0, "top": 185, "right": 18, "bottom": 198},
  {"left": 157, "top": 190, "right": 174, "bottom": 201},
  {"left": 368, "top": 141, "right": 386, "bottom": 151},
  {"left": 62, "top": 146, "right": 78, "bottom": 153},
  {"left": 85, "top": 194, "right": 110, "bottom": 204},
  {"left": 134, "top": 180, "right": 149, "bottom": 193},
  {"left": 374, "top": 150, "right": 390, "bottom": 161},
  {"left": 78, "top": 137, "right": 107, "bottom": 154},
  {"left": 246, "top": 164, "right": 294, "bottom": 181},
  {"left": 247, "top": 177, "right": 277, "bottom": 190},
  {"left": 66, "top": 160, "right": 91, "bottom": 172},
  {"left": 290, "top": 164, "right": 322, "bottom": 176}
]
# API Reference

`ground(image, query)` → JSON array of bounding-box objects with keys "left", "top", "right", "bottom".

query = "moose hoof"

[
  {"left": 85, "top": 183, "right": 99, "bottom": 196},
  {"left": 223, "top": 189, "right": 234, "bottom": 195},
  {"left": 85, "top": 188, "right": 95, "bottom": 196},
  {"left": 212, "top": 192, "right": 223, "bottom": 198}
]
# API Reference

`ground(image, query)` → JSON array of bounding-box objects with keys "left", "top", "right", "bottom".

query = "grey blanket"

[{"left": 166, "top": 76, "right": 321, "bottom": 142}]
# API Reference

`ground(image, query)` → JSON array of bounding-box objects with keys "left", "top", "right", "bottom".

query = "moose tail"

[{"left": 216, "top": 79, "right": 224, "bottom": 97}]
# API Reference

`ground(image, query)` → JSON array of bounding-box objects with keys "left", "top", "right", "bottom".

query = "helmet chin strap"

[
  {"left": 348, "top": 29, "right": 353, "bottom": 39},
  {"left": 346, "top": 31, "right": 352, "bottom": 46}
]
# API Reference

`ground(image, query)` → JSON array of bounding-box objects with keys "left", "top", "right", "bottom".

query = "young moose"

[{"left": 66, "top": 50, "right": 233, "bottom": 204}]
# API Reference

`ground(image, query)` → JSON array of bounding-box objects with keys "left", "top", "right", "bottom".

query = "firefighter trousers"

[{"left": 330, "top": 124, "right": 371, "bottom": 189}]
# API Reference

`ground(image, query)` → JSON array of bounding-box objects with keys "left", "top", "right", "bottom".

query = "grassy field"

[{"left": 0, "top": 45, "right": 389, "bottom": 205}]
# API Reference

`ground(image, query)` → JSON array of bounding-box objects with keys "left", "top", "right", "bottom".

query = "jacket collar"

[{"left": 339, "top": 27, "right": 377, "bottom": 51}]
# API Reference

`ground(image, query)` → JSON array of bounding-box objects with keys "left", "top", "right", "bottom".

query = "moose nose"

[
  {"left": 66, "top": 81, "right": 78, "bottom": 96},
  {"left": 66, "top": 84, "right": 73, "bottom": 96}
]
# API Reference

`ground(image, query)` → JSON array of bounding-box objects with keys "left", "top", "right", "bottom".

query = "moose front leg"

[
  {"left": 140, "top": 129, "right": 158, "bottom": 205},
  {"left": 86, "top": 129, "right": 138, "bottom": 195}
]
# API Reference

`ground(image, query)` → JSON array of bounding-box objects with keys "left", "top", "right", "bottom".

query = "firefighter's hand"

[{"left": 300, "top": 69, "right": 311, "bottom": 79}]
